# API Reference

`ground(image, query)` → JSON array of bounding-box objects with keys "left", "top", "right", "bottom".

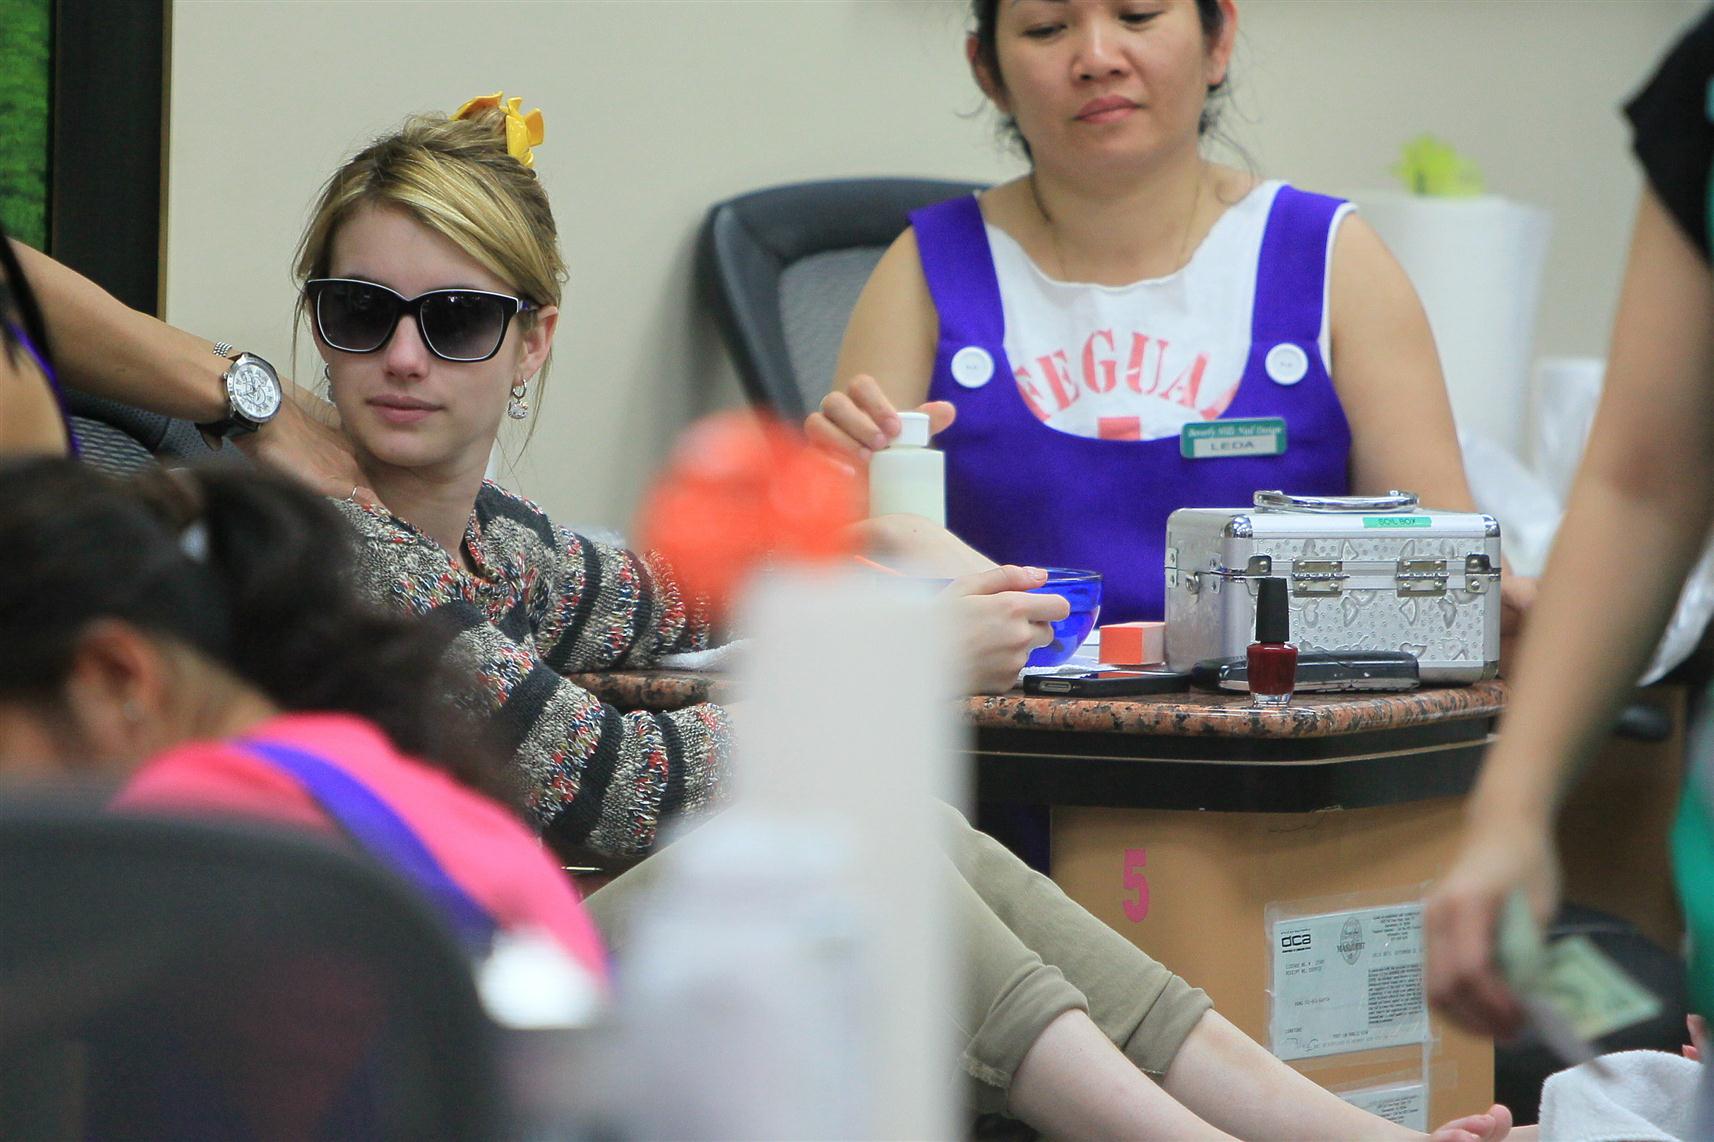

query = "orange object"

[
  {"left": 637, "top": 412, "right": 861, "bottom": 622},
  {"left": 1099, "top": 621, "right": 1166, "bottom": 666}
]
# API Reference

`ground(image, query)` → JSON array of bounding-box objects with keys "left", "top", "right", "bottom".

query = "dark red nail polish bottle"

[{"left": 1248, "top": 576, "right": 1296, "bottom": 708}]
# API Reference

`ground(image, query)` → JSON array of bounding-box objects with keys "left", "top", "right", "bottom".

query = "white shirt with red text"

[{"left": 986, "top": 180, "right": 1352, "bottom": 441}]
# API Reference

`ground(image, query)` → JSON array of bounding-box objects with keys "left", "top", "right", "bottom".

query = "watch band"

[{"left": 211, "top": 341, "right": 235, "bottom": 359}]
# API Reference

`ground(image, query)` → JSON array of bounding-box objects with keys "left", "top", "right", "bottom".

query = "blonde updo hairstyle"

[{"left": 293, "top": 106, "right": 564, "bottom": 408}]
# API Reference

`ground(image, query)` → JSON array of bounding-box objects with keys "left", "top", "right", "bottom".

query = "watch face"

[{"left": 230, "top": 360, "right": 282, "bottom": 421}]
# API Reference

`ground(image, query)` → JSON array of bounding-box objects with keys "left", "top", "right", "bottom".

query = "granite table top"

[{"left": 569, "top": 670, "right": 1506, "bottom": 741}]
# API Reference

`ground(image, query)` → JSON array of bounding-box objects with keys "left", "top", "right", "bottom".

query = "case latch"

[
  {"left": 1185, "top": 554, "right": 1272, "bottom": 595},
  {"left": 1464, "top": 554, "right": 1499, "bottom": 594},
  {"left": 1290, "top": 559, "right": 1346, "bottom": 597},
  {"left": 1396, "top": 559, "right": 1449, "bottom": 597}
]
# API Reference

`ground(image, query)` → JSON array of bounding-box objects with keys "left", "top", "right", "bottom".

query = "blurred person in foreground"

[{"left": 1427, "top": 11, "right": 1714, "bottom": 1136}]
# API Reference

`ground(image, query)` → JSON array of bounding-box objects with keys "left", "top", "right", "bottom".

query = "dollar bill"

[
  {"left": 1496, "top": 892, "right": 1662, "bottom": 1068},
  {"left": 1534, "top": 934, "right": 1663, "bottom": 1038}
]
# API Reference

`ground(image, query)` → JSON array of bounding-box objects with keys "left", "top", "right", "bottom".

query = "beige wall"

[{"left": 164, "top": 0, "right": 1700, "bottom": 532}]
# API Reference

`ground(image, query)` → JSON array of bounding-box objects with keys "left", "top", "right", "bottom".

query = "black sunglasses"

[{"left": 306, "top": 277, "right": 534, "bottom": 363}]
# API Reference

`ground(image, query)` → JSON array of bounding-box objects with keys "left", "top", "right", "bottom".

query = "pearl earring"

[{"left": 507, "top": 380, "right": 530, "bottom": 420}]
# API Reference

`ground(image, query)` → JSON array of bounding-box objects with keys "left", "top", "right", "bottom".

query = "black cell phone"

[
  {"left": 1023, "top": 667, "right": 1191, "bottom": 697},
  {"left": 1189, "top": 650, "right": 1420, "bottom": 693}
]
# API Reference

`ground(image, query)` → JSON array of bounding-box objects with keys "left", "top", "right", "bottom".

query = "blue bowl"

[{"left": 1025, "top": 568, "right": 1103, "bottom": 668}]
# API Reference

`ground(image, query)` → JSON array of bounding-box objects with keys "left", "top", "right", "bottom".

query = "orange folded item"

[{"left": 1099, "top": 621, "right": 1165, "bottom": 666}]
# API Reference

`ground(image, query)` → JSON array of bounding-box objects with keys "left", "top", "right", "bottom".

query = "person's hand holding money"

[{"left": 1424, "top": 812, "right": 1561, "bottom": 1038}]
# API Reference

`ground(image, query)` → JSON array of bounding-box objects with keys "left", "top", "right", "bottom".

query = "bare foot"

[{"left": 1430, "top": 1102, "right": 1514, "bottom": 1142}]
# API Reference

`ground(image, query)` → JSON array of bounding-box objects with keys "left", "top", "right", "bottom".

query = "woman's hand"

[
  {"left": 1424, "top": 808, "right": 1561, "bottom": 1040},
  {"left": 239, "top": 386, "right": 378, "bottom": 506},
  {"left": 943, "top": 565, "right": 1069, "bottom": 694},
  {"left": 806, "top": 373, "right": 955, "bottom": 462}
]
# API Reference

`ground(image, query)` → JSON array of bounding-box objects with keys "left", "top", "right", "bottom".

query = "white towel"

[
  {"left": 1538, "top": 1050, "right": 1702, "bottom": 1141},
  {"left": 657, "top": 639, "right": 750, "bottom": 672}
]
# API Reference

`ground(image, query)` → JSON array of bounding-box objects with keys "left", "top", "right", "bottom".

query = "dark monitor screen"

[{"left": 0, "top": 0, "right": 165, "bottom": 315}]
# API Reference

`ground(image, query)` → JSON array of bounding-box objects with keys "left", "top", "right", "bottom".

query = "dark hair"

[
  {"left": 970, "top": 0, "right": 1230, "bottom": 155},
  {"left": 0, "top": 459, "right": 517, "bottom": 804}
]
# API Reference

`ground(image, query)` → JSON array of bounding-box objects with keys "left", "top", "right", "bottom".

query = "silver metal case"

[{"left": 1164, "top": 492, "right": 1501, "bottom": 683}]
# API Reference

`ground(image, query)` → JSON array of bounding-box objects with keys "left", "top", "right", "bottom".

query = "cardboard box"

[{"left": 1052, "top": 798, "right": 1492, "bottom": 1128}]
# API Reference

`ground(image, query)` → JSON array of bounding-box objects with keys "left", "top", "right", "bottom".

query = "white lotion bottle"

[{"left": 868, "top": 411, "right": 945, "bottom": 525}]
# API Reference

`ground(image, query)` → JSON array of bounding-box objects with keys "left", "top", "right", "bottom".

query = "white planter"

[{"left": 1348, "top": 191, "right": 1551, "bottom": 459}]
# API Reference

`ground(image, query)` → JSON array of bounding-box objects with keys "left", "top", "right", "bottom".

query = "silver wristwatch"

[{"left": 199, "top": 344, "right": 284, "bottom": 438}]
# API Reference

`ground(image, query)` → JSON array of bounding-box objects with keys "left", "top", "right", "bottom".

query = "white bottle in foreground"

[
  {"left": 617, "top": 816, "right": 870, "bottom": 1140},
  {"left": 868, "top": 410, "right": 945, "bottom": 525},
  {"left": 612, "top": 569, "right": 962, "bottom": 1140}
]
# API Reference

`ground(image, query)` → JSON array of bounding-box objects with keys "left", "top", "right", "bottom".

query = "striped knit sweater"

[{"left": 335, "top": 482, "right": 730, "bottom": 859}]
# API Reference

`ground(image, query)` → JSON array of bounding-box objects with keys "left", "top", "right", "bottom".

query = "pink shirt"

[{"left": 113, "top": 712, "right": 607, "bottom": 981}]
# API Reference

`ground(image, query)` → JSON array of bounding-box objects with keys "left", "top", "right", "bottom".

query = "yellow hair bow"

[{"left": 453, "top": 91, "right": 545, "bottom": 169}]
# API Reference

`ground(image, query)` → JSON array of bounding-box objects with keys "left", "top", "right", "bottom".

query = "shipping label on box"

[
  {"left": 1338, "top": 1082, "right": 1428, "bottom": 1130},
  {"left": 1270, "top": 904, "right": 1428, "bottom": 1061}
]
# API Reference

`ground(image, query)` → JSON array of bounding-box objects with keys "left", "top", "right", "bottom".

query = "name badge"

[{"left": 1180, "top": 417, "right": 1287, "bottom": 460}]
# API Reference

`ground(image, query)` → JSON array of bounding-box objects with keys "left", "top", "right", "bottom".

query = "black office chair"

[
  {"left": 698, "top": 176, "right": 985, "bottom": 420},
  {"left": 64, "top": 387, "right": 227, "bottom": 475},
  {"left": 0, "top": 798, "right": 498, "bottom": 1140}
]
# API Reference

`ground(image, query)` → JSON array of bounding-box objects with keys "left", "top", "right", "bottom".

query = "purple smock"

[{"left": 912, "top": 186, "right": 1353, "bottom": 623}]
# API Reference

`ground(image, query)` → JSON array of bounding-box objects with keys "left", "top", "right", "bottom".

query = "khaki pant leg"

[
  {"left": 936, "top": 803, "right": 1212, "bottom": 1077},
  {"left": 583, "top": 832, "right": 1086, "bottom": 1116},
  {"left": 943, "top": 857, "right": 1091, "bottom": 1114},
  {"left": 581, "top": 807, "right": 1209, "bottom": 1112}
]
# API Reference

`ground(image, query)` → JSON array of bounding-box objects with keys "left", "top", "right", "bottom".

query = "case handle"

[{"left": 1252, "top": 489, "right": 1420, "bottom": 513}]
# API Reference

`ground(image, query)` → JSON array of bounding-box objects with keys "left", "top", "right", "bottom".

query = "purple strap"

[
  {"left": 238, "top": 739, "right": 498, "bottom": 951},
  {"left": 1251, "top": 186, "right": 1344, "bottom": 344},
  {"left": 912, "top": 189, "right": 1344, "bottom": 348},
  {"left": 910, "top": 195, "right": 1004, "bottom": 344}
]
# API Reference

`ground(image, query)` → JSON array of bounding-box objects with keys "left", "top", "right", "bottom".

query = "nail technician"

[
  {"left": 1428, "top": 8, "right": 1714, "bottom": 1043},
  {"left": 808, "top": 0, "right": 1516, "bottom": 630}
]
